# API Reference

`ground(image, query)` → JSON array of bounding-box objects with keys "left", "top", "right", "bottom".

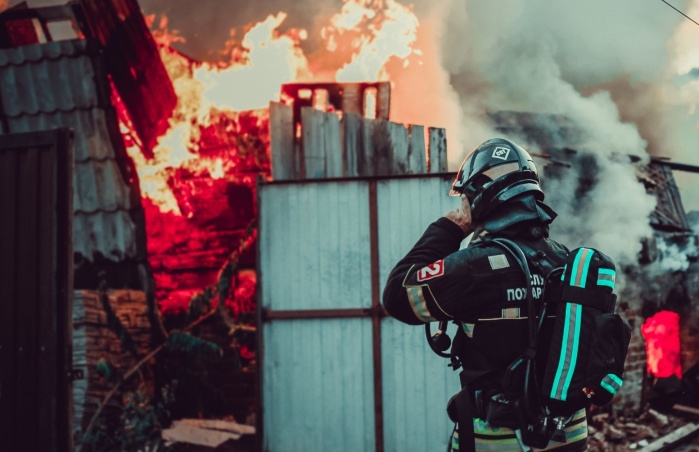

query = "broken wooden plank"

[
  {"left": 270, "top": 102, "right": 296, "bottom": 180},
  {"left": 637, "top": 423, "right": 699, "bottom": 452},
  {"left": 407, "top": 125, "right": 426, "bottom": 174},
  {"left": 428, "top": 127, "right": 448, "bottom": 173},
  {"left": 343, "top": 113, "right": 363, "bottom": 177},
  {"left": 387, "top": 121, "right": 409, "bottom": 174},
  {"left": 361, "top": 117, "right": 377, "bottom": 176},
  {"left": 301, "top": 108, "right": 342, "bottom": 179},
  {"left": 324, "top": 111, "right": 343, "bottom": 178},
  {"left": 302, "top": 107, "right": 325, "bottom": 178},
  {"left": 340, "top": 84, "right": 362, "bottom": 117},
  {"left": 376, "top": 82, "right": 391, "bottom": 120},
  {"left": 176, "top": 419, "right": 256, "bottom": 435},
  {"left": 370, "top": 118, "right": 392, "bottom": 176},
  {"left": 162, "top": 422, "right": 241, "bottom": 447},
  {"left": 673, "top": 404, "right": 699, "bottom": 416}
]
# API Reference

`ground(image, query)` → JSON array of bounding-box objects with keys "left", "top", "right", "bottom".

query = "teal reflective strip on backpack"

[
  {"left": 600, "top": 374, "right": 623, "bottom": 395},
  {"left": 569, "top": 249, "right": 587, "bottom": 287},
  {"left": 550, "top": 303, "right": 583, "bottom": 400},
  {"left": 579, "top": 249, "right": 594, "bottom": 288},
  {"left": 597, "top": 268, "right": 616, "bottom": 289},
  {"left": 551, "top": 248, "right": 590, "bottom": 401},
  {"left": 561, "top": 264, "right": 567, "bottom": 281}
]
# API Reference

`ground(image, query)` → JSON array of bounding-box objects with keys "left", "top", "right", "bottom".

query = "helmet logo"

[{"left": 492, "top": 147, "right": 510, "bottom": 160}]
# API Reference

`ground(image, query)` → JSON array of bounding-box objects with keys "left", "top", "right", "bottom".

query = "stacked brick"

[{"left": 72, "top": 290, "right": 153, "bottom": 432}]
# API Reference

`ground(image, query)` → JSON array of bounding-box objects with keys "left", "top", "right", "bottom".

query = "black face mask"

[{"left": 482, "top": 193, "right": 557, "bottom": 235}]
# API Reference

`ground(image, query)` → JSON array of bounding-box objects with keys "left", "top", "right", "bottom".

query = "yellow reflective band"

[{"left": 406, "top": 285, "right": 437, "bottom": 322}]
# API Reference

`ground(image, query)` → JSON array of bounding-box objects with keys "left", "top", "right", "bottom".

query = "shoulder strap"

[{"left": 514, "top": 240, "right": 562, "bottom": 279}]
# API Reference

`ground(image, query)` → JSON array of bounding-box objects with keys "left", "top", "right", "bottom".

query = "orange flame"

[
  {"left": 128, "top": 1, "right": 421, "bottom": 215},
  {"left": 326, "top": 0, "right": 420, "bottom": 82},
  {"left": 194, "top": 13, "right": 311, "bottom": 112}
]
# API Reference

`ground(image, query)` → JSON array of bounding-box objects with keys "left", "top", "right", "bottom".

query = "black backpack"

[
  {"left": 437, "top": 237, "right": 632, "bottom": 451},
  {"left": 491, "top": 237, "right": 633, "bottom": 446}
]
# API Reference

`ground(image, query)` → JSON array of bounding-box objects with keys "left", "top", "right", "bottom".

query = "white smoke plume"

[{"left": 422, "top": 0, "right": 698, "bottom": 270}]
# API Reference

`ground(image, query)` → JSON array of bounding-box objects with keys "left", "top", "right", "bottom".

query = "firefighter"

[{"left": 382, "top": 138, "right": 588, "bottom": 452}]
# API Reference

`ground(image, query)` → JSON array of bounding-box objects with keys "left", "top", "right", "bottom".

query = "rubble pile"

[{"left": 587, "top": 409, "right": 698, "bottom": 451}]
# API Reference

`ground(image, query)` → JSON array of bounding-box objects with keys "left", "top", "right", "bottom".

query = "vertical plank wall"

[
  {"left": 0, "top": 129, "right": 74, "bottom": 452},
  {"left": 259, "top": 175, "right": 463, "bottom": 452},
  {"left": 259, "top": 181, "right": 375, "bottom": 451}
]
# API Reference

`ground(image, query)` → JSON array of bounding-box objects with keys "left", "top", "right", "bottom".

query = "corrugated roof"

[{"left": 0, "top": 38, "right": 143, "bottom": 262}]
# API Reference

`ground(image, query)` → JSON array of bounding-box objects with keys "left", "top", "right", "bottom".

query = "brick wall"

[{"left": 72, "top": 290, "right": 153, "bottom": 433}]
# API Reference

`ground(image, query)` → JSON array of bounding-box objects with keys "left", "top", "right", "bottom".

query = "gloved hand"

[{"left": 445, "top": 195, "right": 477, "bottom": 237}]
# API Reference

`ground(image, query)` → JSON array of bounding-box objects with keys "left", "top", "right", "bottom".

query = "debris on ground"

[
  {"left": 587, "top": 409, "right": 699, "bottom": 451},
  {"left": 162, "top": 418, "right": 255, "bottom": 449}
]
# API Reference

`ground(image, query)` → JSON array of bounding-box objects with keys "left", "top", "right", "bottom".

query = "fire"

[
  {"left": 325, "top": 0, "right": 420, "bottom": 82},
  {"left": 194, "top": 13, "right": 311, "bottom": 112},
  {"left": 641, "top": 310, "right": 683, "bottom": 379},
  {"left": 115, "top": 0, "right": 424, "bottom": 313},
  {"left": 124, "top": 0, "right": 421, "bottom": 216}
]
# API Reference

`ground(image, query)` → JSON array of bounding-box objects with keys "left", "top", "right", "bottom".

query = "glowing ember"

[{"left": 641, "top": 310, "right": 683, "bottom": 379}]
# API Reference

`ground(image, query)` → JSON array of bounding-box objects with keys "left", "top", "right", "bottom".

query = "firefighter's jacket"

[
  {"left": 383, "top": 215, "right": 571, "bottom": 369},
  {"left": 382, "top": 217, "right": 589, "bottom": 451}
]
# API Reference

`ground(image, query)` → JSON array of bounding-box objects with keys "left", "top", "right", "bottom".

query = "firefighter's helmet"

[{"left": 450, "top": 138, "right": 542, "bottom": 221}]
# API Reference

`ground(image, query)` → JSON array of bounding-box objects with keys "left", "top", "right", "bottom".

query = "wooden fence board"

[
  {"left": 0, "top": 150, "right": 17, "bottom": 450},
  {"left": 302, "top": 107, "right": 325, "bottom": 178},
  {"left": 269, "top": 102, "right": 295, "bottom": 180},
  {"left": 343, "top": 113, "right": 362, "bottom": 178},
  {"left": 388, "top": 122, "right": 409, "bottom": 175},
  {"left": 370, "top": 119, "right": 392, "bottom": 176},
  {"left": 361, "top": 117, "right": 377, "bottom": 176},
  {"left": 15, "top": 146, "right": 40, "bottom": 452},
  {"left": 38, "top": 145, "right": 57, "bottom": 448},
  {"left": 407, "top": 125, "right": 426, "bottom": 174},
  {"left": 428, "top": 127, "right": 448, "bottom": 173},
  {"left": 324, "top": 111, "right": 342, "bottom": 178},
  {"left": 301, "top": 108, "right": 343, "bottom": 179},
  {"left": 270, "top": 103, "right": 445, "bottom": 179},
  {"left": 0, "top": 129, "right": 73, "bottom": 452}
]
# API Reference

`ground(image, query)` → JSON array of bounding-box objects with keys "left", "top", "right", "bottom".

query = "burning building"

[{"left": 1, "top": 0, "right": 698, "bottom": 450}]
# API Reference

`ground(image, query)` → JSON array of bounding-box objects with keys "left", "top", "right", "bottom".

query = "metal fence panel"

[
  {"left": 259, "top": 181, "right": 372, "bottom": 311},
  {"left": 260, "top": 175, "right": 462, "bottom": 452},
  {"left": 263, "top": 318, "right": 375, "bottom": 451},
  {"left": 377, "top": 177, "right": 462, "bottom": 451}
]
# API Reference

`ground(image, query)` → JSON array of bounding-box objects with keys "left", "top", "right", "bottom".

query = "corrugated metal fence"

[
  {"left": 259, "top": 174, "right": 462, "bottom": 451},
  {"left": 0, "top": 129, "right": 74, "bottom": 452}
]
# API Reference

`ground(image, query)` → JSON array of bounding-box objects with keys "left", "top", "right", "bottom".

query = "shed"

[{"left": 0, "top": 33, "right": 156, "bottom": 435}]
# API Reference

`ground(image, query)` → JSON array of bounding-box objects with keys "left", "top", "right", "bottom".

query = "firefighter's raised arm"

[{"left": 382, "top": 197, "right": 476, "bottom": 325}]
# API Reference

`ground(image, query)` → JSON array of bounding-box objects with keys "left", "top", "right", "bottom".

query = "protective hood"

[{"left": 481, "top": 193, "right": 558, "bottom": 235}]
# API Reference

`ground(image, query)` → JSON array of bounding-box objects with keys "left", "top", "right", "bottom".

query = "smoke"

[{"left": 421, "top": 0, "right": 699, "bottom": 269}]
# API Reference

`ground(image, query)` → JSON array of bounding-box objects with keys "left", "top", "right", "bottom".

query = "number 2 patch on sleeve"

[{"left": 416, "top": 260, "right": 445, "bottom": 282}]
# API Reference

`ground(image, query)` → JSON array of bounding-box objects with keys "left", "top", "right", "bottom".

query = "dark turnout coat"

[{"left": 382, "top": 217, "right": 589, "bottom": 451}]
